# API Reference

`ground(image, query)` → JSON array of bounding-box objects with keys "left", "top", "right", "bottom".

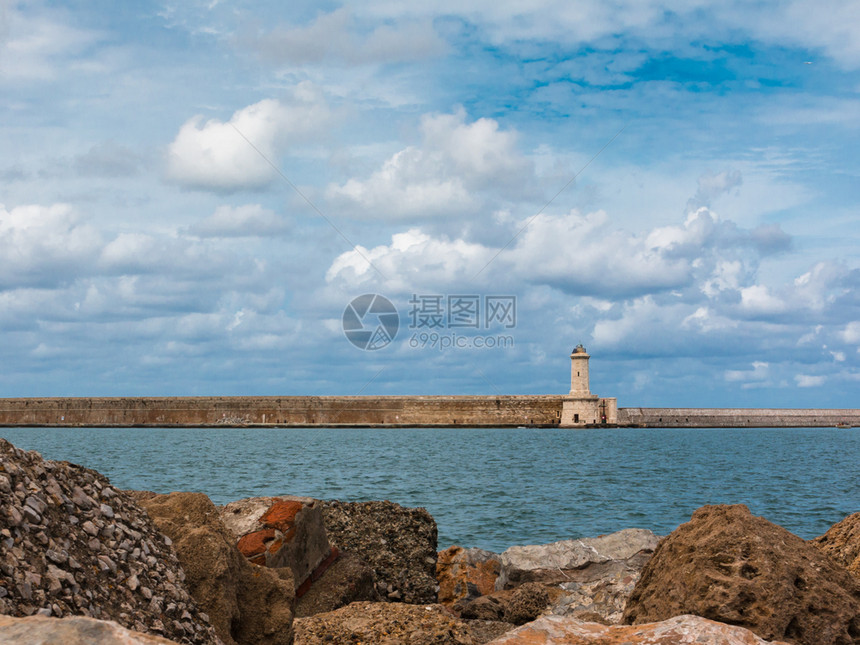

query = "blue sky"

[{"left": 1, "top": 0, "right": 859, "bottom": 406}]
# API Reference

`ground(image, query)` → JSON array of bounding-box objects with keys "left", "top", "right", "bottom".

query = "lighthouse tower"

[
  {"left": 560, "top": 344, "right": 617, "bottom": 427},
  {"left": 569, "top": 344, "right": 591, "bottom": 395}
]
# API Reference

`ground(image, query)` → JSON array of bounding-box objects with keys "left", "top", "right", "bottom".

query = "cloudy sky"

[{"left": 2, "top": 0, "right": 859, "bottom": 407}]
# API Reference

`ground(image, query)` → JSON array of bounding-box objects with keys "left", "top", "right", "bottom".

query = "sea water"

[{"left": 1, "top": 426, "right": 857, "bottom": 553}]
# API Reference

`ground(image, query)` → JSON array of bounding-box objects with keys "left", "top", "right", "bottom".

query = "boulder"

[
  {"left": 0, "top": 614, "right": 183, "bottom": 644},
  {"left": 496, "top": 528, "right": 658, "bottom": 624},
  {"left": 810, "top": 512, "right": 860, "bottom": 578},
  {"left": 622, "top": 504, "right": 860, "bottom": 645},
  {"left": 293, "top": 601, "right": 474, "bottom": 644},
  {"left": 484, "top": 614, "right": 791, "bottom": 644},
  {"left": 219, "top": 496, "right": 333, "bottom": 594},
  {"left": 295, "top": 550, "right": 379, "bottom": 617},
  {"left": 321, "top": 499, "right": 439, "bottom": 604},
  {"left": 503, "top": 582, "right": 551, "bottom": 625},
  {"left": 438, "top": 546, "right": 501, "bottom": 609},
  {"left": 134, "top": 491, "right": 294, "bottom": 645},
  {"left": 0, "top": 439, "right": 218, "bottom": 645}
]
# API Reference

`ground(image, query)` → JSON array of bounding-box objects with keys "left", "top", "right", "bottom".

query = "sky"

[{"left": 1, "top": 0, "right": 859, "bottom": 407}]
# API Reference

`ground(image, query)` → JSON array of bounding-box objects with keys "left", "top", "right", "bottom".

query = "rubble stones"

[
  {"left": 320, "top": 499, "right": 439, "bottom": 604},
  {"left": 622, "top": 504, "right": 860, "bottom": 645},
  {"left": 0, "top": 438, "right": 219, "bottom": 645}
]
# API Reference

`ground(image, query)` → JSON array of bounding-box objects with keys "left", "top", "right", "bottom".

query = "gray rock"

[{"left": 496, "top": 528, "right": 659, "bottom": 624}]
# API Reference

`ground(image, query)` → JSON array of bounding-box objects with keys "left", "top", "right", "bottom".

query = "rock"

[
  {"left": 622, "top": 504, "right": 860, "bottom": 645},
  {"left": 461, "top": 595, "right": 507, "bottom": 621},
  {"left": 503, "top": 582, "right": 550, "bottom": 625},
  {"left": 295, "top": 550, "right": 379, "bottom": 617},
  {"left": 0, "top": 439, "right": 219, "bottom": 645},
  {"left": 293, "top": 601, "right": 475, "bottom": 644},
  {"left": 810, "top": 512, "right": 860, "bottom": 578},
  {"left": 484, "top": 614, "right": 791, "bottom": 644},
  {"left": 438, "top": 546, "right": 501, "bottom": 609},
  {"left": 495, "top": 528, "right": 658, "bottom": 624},
  {"left": 321, "top": 499, "right": 439, "bottom": 604},
  {"left": 133, "top": 491, "right": 294, "bottom": 645},
  {"left": 0, "top": 614, "right": 183, "bottom": 644},
  {"left": 218, "top": 495, "right": 332, "bottom": 595},
  {"left": 465, "top": 620, "right": 515, "bottom": 644}
]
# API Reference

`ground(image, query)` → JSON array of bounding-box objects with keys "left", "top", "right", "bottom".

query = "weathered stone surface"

[
  {"left": 133, "top": 491, "right": 294, "bottom": 645},
  {"left": 623, "top": 504, "right": 860, "bottom": 645},
  {"left": 295, "top": 550, "right": 379, "bottom": 617},
  {"left": 495, "top": 528, "right": 658, "bottom": 624},
  {"left": 497, "top": 528, "right": 658, "bottom": 589},
  {"left": 293, "top": 601, "right": 474, "bottom": 644},
  {"left": 0, "top": 439, "right": 219, "bottom": 645},
  {"left": 321, "top": 499, "right": 439, "bottom": 604},
  {"left": 811, "top": 512, "right": 860, "bottom": 578},
  {"left": 485, "top": 614, "right": 791, "bottom": 644},
  {"left": 0, "top": 614, "right": 183, "bottom": 644},
  {"left": 503, "top": 582, "right": 551, "bottom": 625},
  {"left": 219, "top": 496, "right": 331, "bottom": 592},
  {"left": 438, "top": 546, "right": 501, "bottom": 609}
]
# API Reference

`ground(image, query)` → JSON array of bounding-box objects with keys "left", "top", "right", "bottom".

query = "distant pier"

[{"left": 0, "top": 396, "right": 858, "bottom": 428}]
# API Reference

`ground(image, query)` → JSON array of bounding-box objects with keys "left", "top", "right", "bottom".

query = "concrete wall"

[
  {"left": 0, "top": 396, "right": 565, "bottom": 427},
  {"left": 1, "top": 397, "right": 859, "bottom": 428},
  {"left": 618, "top": 408, "right": 860, "bottom": 427}
]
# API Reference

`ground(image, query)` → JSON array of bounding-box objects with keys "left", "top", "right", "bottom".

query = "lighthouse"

[{"left": 560, "top": 345, "right": 617, "bottom": 427}]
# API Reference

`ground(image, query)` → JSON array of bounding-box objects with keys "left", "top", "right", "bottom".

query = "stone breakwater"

[
  {"left": 2, "top": 436, "right": 860, "bottom": 644},
  {"left": 3, "top": 396, "right": 860, "bottom": 427}
]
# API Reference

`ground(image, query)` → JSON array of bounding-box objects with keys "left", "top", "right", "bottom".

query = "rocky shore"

[{"left": 1, "top": 437, "right": 859, "bottom": 644}]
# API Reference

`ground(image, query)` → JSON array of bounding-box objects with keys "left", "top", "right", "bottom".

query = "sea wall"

[
  {"left": 618, "top": 407, "right": 860, "bottom": 427},
  {"left": 1, "top": 397, "right": 859, "bottom": 427},
  {"left": 0, "top": 395, "right": 565, "bottom": 427}
]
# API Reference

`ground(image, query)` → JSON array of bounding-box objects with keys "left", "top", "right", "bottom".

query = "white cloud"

[
  {"left": 795, "top": 374, "right": 826, "bottom": 387},
  {"left": 188, "top": 204, "right": 290, "bottom": 238},
  {"left": 247, "top": 8, "right": 446, "bottom": 65},
  {"left": 166, "top": 86, "right": 330, "bottom": 192},
  {"left": 327, "top": 109, "right": 533, "bottom": 219},
  {"left": 739, "top": 285, "right": 787, "bottom": 315},
  {"left": 325, "top": 228, "right": 494, "bottom": 292},
  {"left": 0, "top": 6, "right": 100, "bottom": 82},
  {"left": 725, "top": 361, "right": 769, "bottom": 382},
  {"left": 0, "top": 203, "right": 102, "bottom": 289},
  {"left": 841, "top": 322, "right": 860, "bottom": 344}
]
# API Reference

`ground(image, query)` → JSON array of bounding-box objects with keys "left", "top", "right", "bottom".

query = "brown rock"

[
  {"left": 485, "top": 614, "right": 791, "bottom": 644},
  {"left": 461, "top": 595, "right": 507, "bottom": 621},
  {"left": 219, "top": 496, "right": 332, "bottom": 593},
  {"left": 811, "top": 512, "right": 860, "bottom": 578},
  {"left": 321, "top": 499, "right": 439, "bottom": 604},
  {"left": 622, "top": 504, "right": 860, "bottom": 645},
  {"left": 0, "top": 615, "right": 182, "bottom": 645},
  {"left": 295, "top": 550, "right": 379, "bottom": 617},
  {"left": 293, "top": 601, "right": 474, "bottom": 644},
  {"left": 134, "top": 491, "right": 294, "bottom": 645},
  {"left": 503, "top": 582, "right": 550, "bottom": 625},
  {"left": 438, "top": 546, "right": 501, "bottom": 609}
]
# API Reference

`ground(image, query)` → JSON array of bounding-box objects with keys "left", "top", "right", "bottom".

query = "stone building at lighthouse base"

[{"left": 560, "top": 344, "right": 617, "bottom": 427}]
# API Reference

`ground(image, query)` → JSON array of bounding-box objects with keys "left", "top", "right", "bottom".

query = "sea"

[{"left": 1, "top": 426, "right": 857, "bottom": 553}]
